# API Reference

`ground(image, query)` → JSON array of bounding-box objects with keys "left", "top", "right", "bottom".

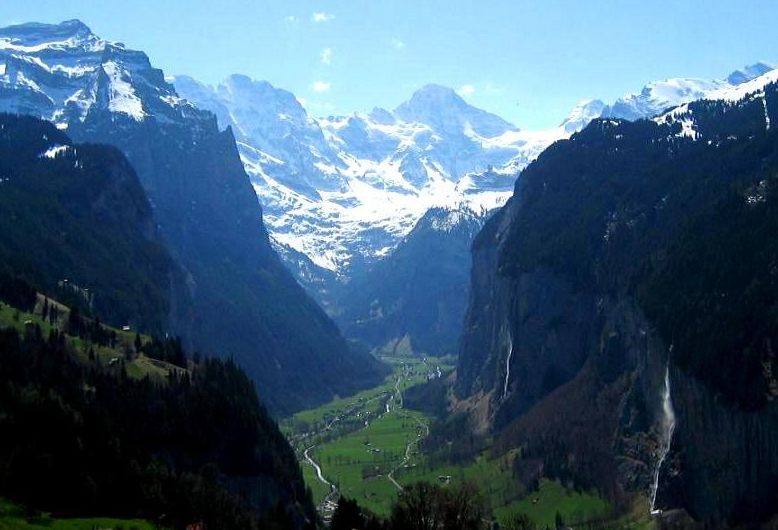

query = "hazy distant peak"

[
  {"left": 726, "top": 62, "right": 775, "bottom": 85},
  {"left": 395, "top": 83, "right": 517, "bottom": 138},
  {"left": 560, "top": 98, "right": 607, "bottom": 133}
]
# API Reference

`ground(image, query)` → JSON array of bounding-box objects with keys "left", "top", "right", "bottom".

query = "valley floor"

[{"left": 282, "top": 355, "right": 634, "bottom": 528}]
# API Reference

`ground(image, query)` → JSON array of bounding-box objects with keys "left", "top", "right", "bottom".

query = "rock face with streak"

[{"left": 457, "top": 70, "right": 778, "bottom": 523}]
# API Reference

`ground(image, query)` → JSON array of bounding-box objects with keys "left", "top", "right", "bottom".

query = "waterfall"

[
  {"left": 764, "top": 96, "right": 771, "bottom": 130},
  {"left": 503, "top": 331, "right": 513, "bottom": 399},
  {"left": 650, "top": 361, "right": 676, "bottom": 514}
]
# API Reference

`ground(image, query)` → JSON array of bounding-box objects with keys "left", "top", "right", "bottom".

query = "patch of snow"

[
  {"left": 655, "top": 69, "right": 778, "bottom": 140},
  {"left": 101, "top": 61, "right": 146, "bottom": 120},
  {"left": 676, "top": 117, "right": 698, "bottom": 140},
  {"left": 40, "top": 144, "right": 69, "bottom": 158}
]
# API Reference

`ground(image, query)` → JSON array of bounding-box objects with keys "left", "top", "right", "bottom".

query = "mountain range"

[
  {"left": 168, "top": 60, "right": 772, "bottom": 359},
  {"left": 0, "top": 19, "right": 386, "bottom": 414},
  {"left": 456, "top": 67, "right": 778, "bottom": 524},
  {"left": 2, "top": 15, "right": 778, "bottom": 528},
  {"left": 173, "top": 61, "right": 775, "bottom": 290},
  {"left": 2, "top": 18, "right": 774, "bottom": 379}
]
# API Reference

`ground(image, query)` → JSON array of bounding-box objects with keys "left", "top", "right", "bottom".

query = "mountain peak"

[
  {"left": 0, "top": 19, "right": 96, "bottom": 44},
  {"left": 396, "top": 84, "right": 465, "bottom": 115},
  {"left": 57, "top": 18, "right": 92, "bottom": 32},
  {"left": 418, "top": 205, "right": 483, "bottom": 233},
  {"left": 726, "top": 62, "right": 776, "bottom": 86},
  {"left": 560, "top": 98, "right": 607, "bottom": 133},
  {"left": 413, "top": 83, "right": 462, "bottom": 99},
  {"left": 395, "top": 83, "right": 517, "bottom": 138}
]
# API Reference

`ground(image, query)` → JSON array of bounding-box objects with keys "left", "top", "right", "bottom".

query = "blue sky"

[{"left": 2, "top": 0, "right": 777, "bottom": 129}]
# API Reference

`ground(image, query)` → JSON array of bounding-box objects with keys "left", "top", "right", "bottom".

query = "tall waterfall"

[
  {"left": 503, "top": 331, "right": 514, "bottom": 399},
  {"left": 650, "top": 361, "right": 676, "bottom": 514}
]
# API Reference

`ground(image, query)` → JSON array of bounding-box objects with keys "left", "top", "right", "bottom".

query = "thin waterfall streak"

[
  {"left": 503, "top": 332, "right": 513, "bottom": 399},
  {"left": 650, "top": 361, "right": 676, "bottom": 514}
]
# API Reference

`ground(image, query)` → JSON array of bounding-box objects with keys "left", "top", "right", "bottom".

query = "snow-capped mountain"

[
  {"left": 0, "top": 19, "right": 387, "bottom": 413},
  {"left": 560, "top": 98, "right": 607, "bottom": 133},
  {"left": 174, "top": 79, "right": 558, "bottom": 274},
  {"left": 0, "top": 19, "right": 196, "bottom": 128},
  {"left": 601, "top": 62, "right": 775, "bottom": 121},
  {"left": 335, "top": 206, "right": 486, "bottom": 356},
  {"left": 175, "top": 63, "right": 775, "bottom": 285},
  {"left": 653, "top": 67, "right": 778, "bottom": 140}
]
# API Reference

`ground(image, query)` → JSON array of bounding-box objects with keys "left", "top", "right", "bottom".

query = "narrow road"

[{"left": 387, "top": 414, "right": 430, "bottom": 491}]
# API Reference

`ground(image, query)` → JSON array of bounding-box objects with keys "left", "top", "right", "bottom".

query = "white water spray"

[
  {"left": 650, "top": 362, "right": 676, "bottom": 514},
  {"left": 763, "top": 96, "right": 771, "bottom": 130},
  {"left": 503, "top": 331, "right": 514, "bottom": 399}
]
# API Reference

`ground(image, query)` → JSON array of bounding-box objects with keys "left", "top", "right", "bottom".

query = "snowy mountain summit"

[
  {"left": 0, "top": 20, "right": 196, "bottom": 127},
  {"left": 394, "top": 84, "right": 517, "bottom": 138},
  {"left": 175, "top": 78, "right": 541, "bottom": 273},
  {"left": 601, "top": 62, "right": 775, "bottom": 121},
  {"left": 176, "top": 61, "right": 775, "bottom": 281},
  {"left": 2, "top": 19, "right": 773, "bottom": 288}
]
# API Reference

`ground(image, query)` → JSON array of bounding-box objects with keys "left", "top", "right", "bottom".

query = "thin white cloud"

[
  {"left": 312, "top": 81, "right": 331, "bottom": 93},
  {"left": 284, "top": 15, "right": 299, "bottom": 24},
  {"left": 320, "top": 48, "right": 333, "bottom": 65},
  {"left": 457, "top": 84, "right": 476, "bottom": 97},
  {"left": 391, "top": 38, "right": 406, "bottom": 50},
  {"left": 312, "top": 12, "right": 335, "bottom": 23}
]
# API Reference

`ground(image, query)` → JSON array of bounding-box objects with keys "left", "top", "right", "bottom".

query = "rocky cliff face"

[
  {"left": 457, "top": 71, "right": 778, "bottom": 523},
  {"left": 669, "top": 366, "right": 778, "bottom": 521},
  {"left": 336, "top": 206, "right": 485, "bottom": 357}
]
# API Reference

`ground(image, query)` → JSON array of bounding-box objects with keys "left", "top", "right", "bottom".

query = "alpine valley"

[
  {"left": 174, "top": 59, "right": 775, "bottom": 357},
  {"left": 1, "top": 13, "right": 778, "bottom": 530}
]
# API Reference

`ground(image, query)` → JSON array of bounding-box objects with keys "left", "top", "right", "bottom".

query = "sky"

[{"left": 2, "top": 0, "right": 778, "bottom": 129}]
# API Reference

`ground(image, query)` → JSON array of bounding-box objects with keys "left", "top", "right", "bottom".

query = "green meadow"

[
  {"left": 0, "top": 499, "right": 159, "bottom": 530},
  {"left": 285, "top": 353, "right": 617, "bottom": 525}
]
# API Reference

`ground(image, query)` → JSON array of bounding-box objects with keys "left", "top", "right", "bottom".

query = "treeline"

[
  {"left": 330, "top": 482, "right": 582, "bottom": 530},
  {"left": 330, "top": 482, "right": 486, "bottom": 530},
  {"left": 0, "top": 322, "right": 316, "bottom": 529},
  {"left": 140, "top": 335, "right": 188, "bottom": 367}
]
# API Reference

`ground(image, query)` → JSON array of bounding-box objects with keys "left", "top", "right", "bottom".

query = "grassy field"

[
  {"left": 493, "top": 479, "right": 610, "bottom": 528},
  {"left": 396, "top": 451, "right": 523, "bottom": 509},
  {"left": 0, "top": 498, "right": 159, "bottom": 530},
  {"left": 285, "top": 354, "right": 448, "bottom": 430},
  {"left": 283, "top": 354, "right": 452, "bottom": 515},
  {"left": 0, "top": 297, "right": 184, "bottom": 382},
  {"left": 314, "top": 407, "right": 429, "bottom": 515},
  {"left": 285, "top": 353, "right": 618, "bottom": 525}
]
